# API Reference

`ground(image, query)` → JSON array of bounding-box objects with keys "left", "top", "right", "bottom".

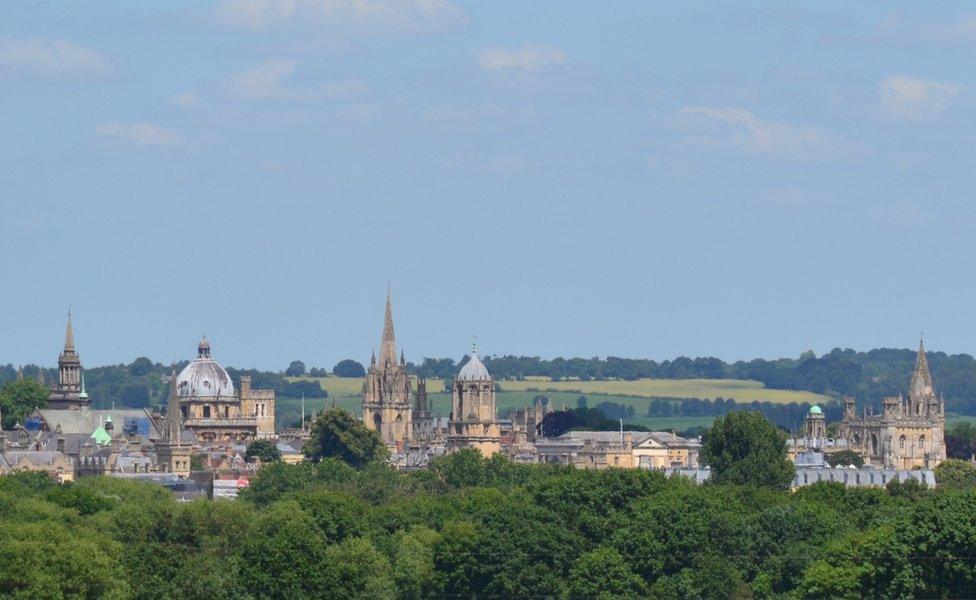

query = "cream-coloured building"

[
  {"left": 447, "top": 345, "right": 501, "bottom": 457},
  {"left": 535, "top": 430, "right": 700, "bottom": 470},
  {"left": 176, "top": 337, "right": 276, "bottom": 442}
]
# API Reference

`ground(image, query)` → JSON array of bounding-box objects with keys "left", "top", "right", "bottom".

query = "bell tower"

[{"left": 48, "top": 310, "right": 89, "bottom": 410}]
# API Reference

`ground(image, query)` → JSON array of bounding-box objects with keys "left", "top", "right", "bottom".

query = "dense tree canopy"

[
  {"left": 303, "top": 406, "right": 389, "bottom": 468},
  {"left": 244, "top": 439, "right": 282, "bottom": 463},
  {"left": 332, "top": 359, "right": 366, "bottom": 378},
  {"left": 0, "top": 378, "right": 49, "bottom": 428},
  {"left": 2, "top": 451, "right": 975, "bottom": 599},
  {"left": 285, "top": 360, "right": 306, "bottom": 377},
  {"left": 701, "top": 411, "right": 796, "bottom": 489}
]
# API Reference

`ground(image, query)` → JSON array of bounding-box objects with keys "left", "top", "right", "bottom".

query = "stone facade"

[
  {"left": 177, "top": 337, "right": 276, "bottom": 443},
  {"left": 362, "top": 290, "right": 414, "bottom": 450},
  {"left": 447, "top": 347, "right": 501, "bottom": 457},
  {"left": 839, "top": 340, "right": 946, "bottom": 469}
]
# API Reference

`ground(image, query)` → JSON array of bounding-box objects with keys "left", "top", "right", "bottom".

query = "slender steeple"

[
  {"left": 64, "top": 309, "right": 75, "bottom": 353},
  {"left": 910, "top": 336, "right": 934, "bottom": 401},
  {"left": 380, "top": 287, "right": 397, "bottom": 365}
]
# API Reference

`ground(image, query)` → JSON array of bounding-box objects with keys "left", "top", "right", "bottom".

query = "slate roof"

[{"left": 35, "top": 408, "right": 161, "bottom": 439}]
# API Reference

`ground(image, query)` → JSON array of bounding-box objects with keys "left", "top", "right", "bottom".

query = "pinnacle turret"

[
  {"left": 910, "top": 336, "right": 934, "bottom": 402},
  {"left": 64, "top": 309, "right": 75, "bottom": 353}
]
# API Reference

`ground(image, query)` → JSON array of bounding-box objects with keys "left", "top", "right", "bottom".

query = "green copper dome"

[{"left": 809, "top": 405, "right": 823, "bottom": 415}]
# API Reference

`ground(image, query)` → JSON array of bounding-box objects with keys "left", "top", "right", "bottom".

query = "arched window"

[
  {"left": 899, "top": 435, "right": 906, "bottom": 449},
  {"left": 919, "top": 435, "right": 925, "bottom": 448},
  {"left": 373, "top": 413, "right": 382, "bottom": 430},
  {"left": 871, "top": 435, "right": 878, "bottom": 455}
]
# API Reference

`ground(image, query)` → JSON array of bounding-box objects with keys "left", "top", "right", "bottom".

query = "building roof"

[
  {"left": 559, "top": 430, "right": 653, "bottom": 445},
  {"left": 35, "top": 408, "right": 161, "bottom": 439},
  {"left": 458, "top": 347, "right": 490, "bottom": 381},
  {"left": 177, "top": 337, "right": 235, "bottom": 398},
  {"left": 809, "top": 405, "right": 823, "bottom": 415}
]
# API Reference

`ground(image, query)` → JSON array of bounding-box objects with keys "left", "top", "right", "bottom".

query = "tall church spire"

[
  {"left": 64, "top": 309, "right": 75, "bottom": 353},
  {"left": 380, "top": 287, "right": 397, "bottom": 364},
  {"left": 910, "top": 336, "right": 934, "bottom": 401}
]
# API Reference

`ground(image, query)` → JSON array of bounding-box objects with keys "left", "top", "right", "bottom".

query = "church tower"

[
  {"left": 447, "top": 343, "right": 501, "bottom": 457},
  {"left": 48, "top": 311, "right": 89, "bottom": 410},
  {"left": 362, "top": 289, "right": 413, "bottom": 450},
  {"left": 156, "top": 366, "right": 193, "bottom": 477}
]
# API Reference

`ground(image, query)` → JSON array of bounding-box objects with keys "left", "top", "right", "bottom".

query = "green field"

[
  {"left": 280, "top": 375, "right": 833, "bottom": 431},
  {"left": 300, "top": 376, "right": 832, "bottom": 405},
  {"left": 496, "top": 378, "right": 831, "bottom": 405}
]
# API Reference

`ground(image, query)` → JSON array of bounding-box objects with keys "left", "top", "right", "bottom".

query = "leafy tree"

[
  {"left": 128, "top": 356, "right": 154, "bottom": 376},
  {"left": 303, "top": 406, "right": 389, "bottom": 468},
  {"left": 826, "top": 449, "right": 864, "bottom": 468},
  {"left": 934, "top": 459, "right": 976, "bottom": 490},
  {"left": 0, "top": 378, "right": 49, "bottom": 428},
  {"left": 285, "top": 360, "right": 306, "bottom": 377},
  {"left": 245, "top": 439, "right": 282, "bottom": 463},
  {"left": 333, "top": 359, "right": 366, "bottom": 378},
  {"left": 700, "top": 411, "right": 795, "bottom": 489},
  {"left": 237, "top": 500, "right": 328, "bottom": 598},
  {"left": 394, "top": 526, "right": 442, "bottom": 600},
  {"left": 322, "top": 537, "right": 396, "bottom": 600},
  {"left": 568, "top": 546, "right": 646, "bottom": 599}
]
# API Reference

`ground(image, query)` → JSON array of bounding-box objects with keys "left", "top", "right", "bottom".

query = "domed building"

[
  {"left": 176, "top": 337, "right": 276, "bottom": 443},
  {"left": 447, "top": 343, "right": 501, "bottom": 457}
]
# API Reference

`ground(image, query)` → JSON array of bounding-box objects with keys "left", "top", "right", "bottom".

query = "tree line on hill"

[
  {"left": 408, "top": 347, "right": 976, "bottom": 415},
  {"left": 2, "top": 407, "right": 976, "bottom": 599},
  {"left": 6, "top": 343, "right": 976, "bottom": 416}
]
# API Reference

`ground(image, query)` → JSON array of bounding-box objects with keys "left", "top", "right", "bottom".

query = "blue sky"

[{"left": 3, "top": 1, "right": 976, "bottom": 370}]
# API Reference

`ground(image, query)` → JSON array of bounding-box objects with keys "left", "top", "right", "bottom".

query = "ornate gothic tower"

[
  {"left": 48, "top": 311, "right": 89, "bottom": 410},
  {"left": 156, "top": 366, "right": 192, "bottom": 477},
  {"left": 447, "top": 344, "right": 501, "bottom": 457},
  {"left": 362, "top": 289, "right": 413, "bottom": 450}
]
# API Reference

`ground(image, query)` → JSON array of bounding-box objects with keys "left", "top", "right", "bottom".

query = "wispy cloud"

[
  {"left": 225, "top": 59, "right": 365, "bottom": 101},
  {"left": 0, "top": 38, "right": 113, "bottom": 81},
  {"left": 214, "top": 0, "right": 462, "bottom": 32},
  {"left": 680, "top": 107, "right": 830, "bottom": 154},
  {"left": 477, "top": 44, "right": 566, "bottom": 71},
  {"left": 172, "top": 91, "right": 198, "bottom": 108},
  {"left": 95, "top": 123, "right": 181, "bottom": 146},
  {"left": 881, "top": 75, "right": 964, "bottom": 118},
  {"left": 226, "top": 59, "right": 298, "bottom": 100}
]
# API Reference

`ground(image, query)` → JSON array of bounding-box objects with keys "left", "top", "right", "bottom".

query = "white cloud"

[
  {"left": 0, "top": 38, "right": 112, "bottom": 81},
  {"left": 215, "top": 0, "right": 462, "bottom": 31},
  {"left": 477, "top": 44, "right": 566, "bottom": 71},
  {"left": 173, "top": 91, "right": 198, "bottom": 107},
  {"left": 225, "top": 59, "right": 366, "bottom": 101},
  {"left": 96, "top": 123, "right": 181, "bottom": 146},
  {"left": 680, "top": 107, "right": 829, "bottom": 154},
  {"left": 226, "top": 59, "right": 297, "bottom": 100},
  {"left": 881, "top": 75, "right": 964, "bottom": 118}
]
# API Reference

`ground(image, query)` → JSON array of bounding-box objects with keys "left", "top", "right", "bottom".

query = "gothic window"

[
  {"left": 899, "top": 435, "right": 906, "bottom": 450},
  {"left": 871, "top": 435, "right": 878, "bottom": 455},
  {"left": 373, "top": 413, "right": 382, "bottom": 430},
  {"left": 919, "top": 435, "right": 925, "bottom": 448},
  {"left": 203, "top": 406, "right": 211, "bottom": 418}
]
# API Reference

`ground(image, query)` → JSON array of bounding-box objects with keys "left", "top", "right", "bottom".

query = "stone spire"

[
  {"left": 164, "top": 366, "right": 182, "bottom": 442},
  {"left": 910, "top": 336, "right": 935, "bottom": 401},
  {"left": 380, "top": 287, "right": 397, "bottom": 365},
  {"left": 64, "top": 309, "right": 75, "bottom": 353}
]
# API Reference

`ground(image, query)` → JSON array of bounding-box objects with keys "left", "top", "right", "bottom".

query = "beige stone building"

[
  {"left": 535, "top": 430, "right": 701, "bottom": 470},
  {"left": 447, "top": 345, "right": 502, "bottom": 457},
  {"left": 839, "top": 340, "right": 946, "bottom": 469},
  {"left": 176, "top": 337, "right": 276, "bottom": 442},
  {"left": 362, "top": 290, "right": 416, "bottom": 450}
]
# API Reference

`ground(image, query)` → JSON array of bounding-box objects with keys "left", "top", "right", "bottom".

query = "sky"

[{"left": 3, "top": 1, "right": 976, "bottom": 370}]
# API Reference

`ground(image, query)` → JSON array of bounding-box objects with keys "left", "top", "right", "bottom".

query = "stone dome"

[
  {"left": 458, "top": 350, "right": 490, "bottom": 381},
  {"left": 177, "top": 337, "right": 235, "bottom": 398},
  {"left": 809, "top": 405, "right": 823, "bottom": 415}
]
